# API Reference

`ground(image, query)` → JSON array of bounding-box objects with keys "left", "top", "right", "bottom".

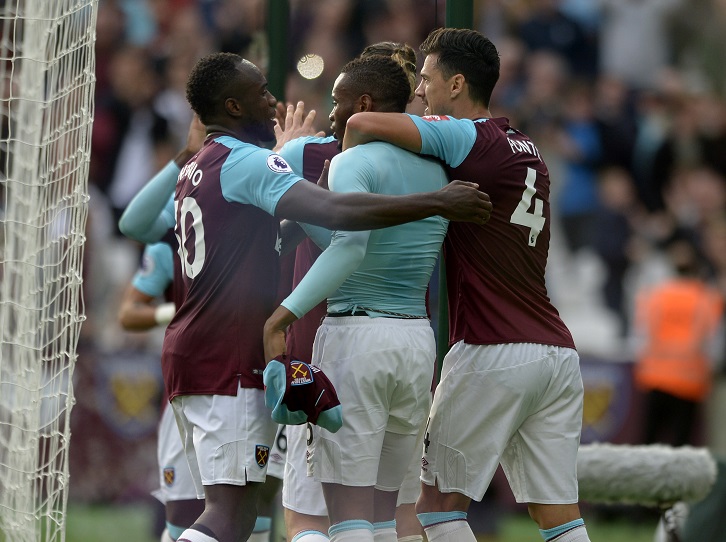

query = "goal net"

[{"left": 0, "top": 1, "right": 97, "bottom": 540}]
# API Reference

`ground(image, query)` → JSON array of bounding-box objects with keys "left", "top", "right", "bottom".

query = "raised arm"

[
  {"left": 343, "top": 112, "right": 422, "bottom": 152},
  {"left": 118, "top": 115, "right": 205, "bottom": 243},
  {"left": 273, "top": 101, "right": 325, "bottom": 152}
]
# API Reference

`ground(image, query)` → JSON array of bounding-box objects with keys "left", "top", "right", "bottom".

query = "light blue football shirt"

[{"left": 282, "top": 141, "right": 449, "bottom": 318}]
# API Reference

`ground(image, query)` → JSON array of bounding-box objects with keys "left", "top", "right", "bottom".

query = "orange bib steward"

[{"left": 634, "top": 279, "right": 724, "bottom": 402}]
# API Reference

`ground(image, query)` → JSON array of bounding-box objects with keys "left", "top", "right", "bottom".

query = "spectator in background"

[
  {"left": 633, "top": 233, "right": 724, "bottom": 446},
  {"left": 518, "top": 0, "right": 597, "bottom": 78},
  {"left": 593, "top": 75, "right": 638, "bottom": 175},
  {"left": 517, "top": 50, "right": 568, "bottom": 142},
  {"left": 102, "top": 45, "right": 174, "bottom": 225},
  {"left": 591, "top": 166, "right": 643, "bottom": 334},
  {"left": 553, "top": 80, "right": 602, "bottom": 253},
  {"left": 598, "top": 0, "right": 682, "bottom": 91}
]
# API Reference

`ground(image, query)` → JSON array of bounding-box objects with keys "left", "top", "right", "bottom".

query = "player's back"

[
  {"left": 412, "top": 114, "right": 574, "bottom": 347},
  {"left": 164, "top": 136, "right": 285, "bottom": 398},
  {"left": 327, "top": 142, "right": 448, "bottom": 317}
]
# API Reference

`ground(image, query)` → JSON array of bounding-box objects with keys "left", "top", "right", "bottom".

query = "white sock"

[
  {"left": 161, "top": 528, "right": 175, "bottom": 542},
  {"left": 373, "top": 527, "right": 397, "bottom": 542},
  {"left": 177, "top": 528, "right": 218, "bottom": 542},
  {"left": 423, "top": 520, "right": 477, "bottom": 542},
  {"left": 291, "top": 531, "right": 330, "bottom": 542},
  {"left": 330, "top": 529, "right": 374, "bottom": 542},
  {"left": 329, "top": 520, "right": 374, "bottom": 542},
  {"left": 397, "top": 537, "right": 424, "bottom": 542},
  {"left": 548, "top": 525, "right": 591, "bottom": 542}
]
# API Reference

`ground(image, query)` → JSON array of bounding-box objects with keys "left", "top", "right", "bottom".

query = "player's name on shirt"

[
  {"left": 506, "top": 137, "right": 542, "bottom": 162},
  {"left": 179, "top": 160, "right": 203, "bottom": 185}
]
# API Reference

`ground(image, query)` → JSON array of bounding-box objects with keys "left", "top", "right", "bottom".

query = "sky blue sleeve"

[
  {"left": 220, "top": 147, "right": 302, "bottom": 216},
  {"left": 278, "top": 135, "right": 336, "bottom": 176},
  {"left": 408, "top": 114, "right": 478, "bottom": 168},
  {"left": 282, "top": 150, "right": 374, "bottom": 317},
  {"left": 282, "top": 229, "right": 369, "bottom": 318},
  {"left": 295, "top": 148, "right": 376, "bottom": 249},
  {"left": 118, "top": 160, "right": 179, "bottom": 243},
  {"left": 279, "top": 136, "right": 333, "bottom": 247},
  {"left": 131, "top": 242, "right": 174, "bottom": 298},
  {"left": 297, "top": 223, "right": 332, "bottom": 250},
  {"left": 277, "top": 136, "right": 309, "bottom": 175}
]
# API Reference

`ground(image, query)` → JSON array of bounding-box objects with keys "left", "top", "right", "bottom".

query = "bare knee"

[
  {"left": 415, "top": 483, "right": 471, "bottom": 515},
  {"left": 165, "top": 499, "right": 205, "bottom": 529},
  {"left": 527, "top": 503, "right": 581, "bottom": 530}
]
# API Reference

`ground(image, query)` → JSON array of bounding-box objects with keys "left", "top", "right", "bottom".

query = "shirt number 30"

[
  {"left": 174, "top": 196, "right": 206, "bottom": 279},
  {"left": 509, "top": 167, "right": 545, "bottom": 247}
]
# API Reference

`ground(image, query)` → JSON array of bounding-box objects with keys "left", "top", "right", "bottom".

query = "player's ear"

[
  {"left": 450, "top": 74, "right": 465, "bottom": 99},
  {"left": 359, "top": 94, "right": 373, "bottom": 112},
  {"left": 224, "top": 97, "right": 243, "bottom": 117}
]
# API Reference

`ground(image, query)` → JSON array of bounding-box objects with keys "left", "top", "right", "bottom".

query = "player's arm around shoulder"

[{"left": 343, "top": 112, "right": 422, "bottom": 152}]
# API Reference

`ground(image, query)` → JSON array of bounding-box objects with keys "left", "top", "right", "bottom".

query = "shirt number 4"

[{"left": 510, "top": 167, "right": 545, "bottom": 247}]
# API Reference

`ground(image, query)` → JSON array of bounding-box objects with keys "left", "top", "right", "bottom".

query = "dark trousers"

[{"left": 642, "top": 389, "right": 699, "bottom": 447}]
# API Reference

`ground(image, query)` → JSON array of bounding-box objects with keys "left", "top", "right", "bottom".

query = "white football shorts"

[
  {"left": 267, "top": 424, "right": 286, "bottom": 480},
  {"left": 171, "top": 385, "right": 278, "bottom": 498},
  {"left": 307, "top": 316, "right": 435, "bottom": 489},
  {"left": 283, "top": 419, "right": 426, "bottom": 515},
  {"left": 151, "top": 403, "right": 199, "bottom": 504},
  {"left": 421, "top": 341, "right": 583, "bottom": 504}
]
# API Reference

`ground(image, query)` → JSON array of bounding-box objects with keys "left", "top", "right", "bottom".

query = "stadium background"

[{"left": 71, "top": 0, "right": 726, "bottom": 539}]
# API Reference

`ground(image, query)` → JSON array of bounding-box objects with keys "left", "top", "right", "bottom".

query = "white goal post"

[{"left": 0, "top": 1, "right": 98, "bottom": 541}]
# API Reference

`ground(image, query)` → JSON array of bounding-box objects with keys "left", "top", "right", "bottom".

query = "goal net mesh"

[{"left": 0, "top": 1, "right": 97, "bottom": 540}]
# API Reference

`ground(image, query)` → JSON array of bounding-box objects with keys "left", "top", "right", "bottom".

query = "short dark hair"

[
  {"left": 420, "top": 27, "right": 500, "bottom": 107},
  {"left": 360, "top": 41, "right": 417, "bottom": 102},
  {"left": 186, "top": 52, "right": 243, "bottom": 124},
  {"left": 340, "top": 54, "right": 411, "bottom": 113}
]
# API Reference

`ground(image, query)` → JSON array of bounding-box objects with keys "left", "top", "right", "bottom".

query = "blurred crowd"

[
  {"left": 86, "top": 0, "right": 726, "bottom": 356},
  {"left": 74, "top": 0, "right": 726, "bottom": 501}
]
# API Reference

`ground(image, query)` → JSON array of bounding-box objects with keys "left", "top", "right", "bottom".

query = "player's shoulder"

[
  {"left": 220, "top": 139, "right": 296, "bottom": 176},
  {"left": 281, "top": 134, "right": 335, "bottom": 153}
]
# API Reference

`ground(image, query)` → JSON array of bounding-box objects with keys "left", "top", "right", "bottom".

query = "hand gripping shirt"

[
  {"left": 410, "top": 114, "right": 575, "bottom": 349},
  {"left": 162, "top": 135, "right": 302, "bottom": 400}
]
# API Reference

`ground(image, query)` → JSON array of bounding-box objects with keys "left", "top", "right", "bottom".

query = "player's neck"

[
  {"left": 454, "top": 103, "right": 491, "bottom": 121},
  {"left": 205, "top": 124, "right": 238, "bottom": 140},
  {"left": 205, "top": 124, "right": 262, "bottom": 146}
]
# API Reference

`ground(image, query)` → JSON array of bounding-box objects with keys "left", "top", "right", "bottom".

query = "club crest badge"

[
  {"left": 163, "top": 467, "right": 175, "bottom": 487},
  {"left": 256, "top": 444, "right": 270, "bottom": 468},
  {"left": 290, "top": 361, "right": 314, "bottom": 386}
]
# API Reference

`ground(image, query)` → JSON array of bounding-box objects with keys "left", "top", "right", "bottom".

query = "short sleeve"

[
  {"left": 408, "top": 114, "right": 478, "bottom": 168},
  {"left": 131, "top": 242, "right": 174, "bottom": 298},
  {"left": 220, "top": 147, "right": 303, "bottom": 216}
]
